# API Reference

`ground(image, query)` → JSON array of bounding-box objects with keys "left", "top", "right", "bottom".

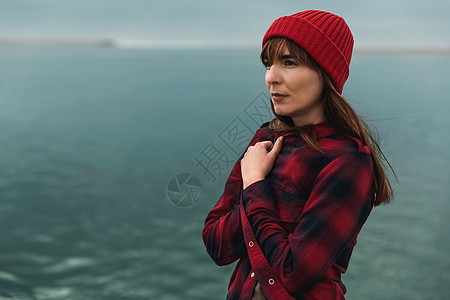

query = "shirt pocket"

[{"left": 270, "top": 182, "right": 308, "bottom": 231}]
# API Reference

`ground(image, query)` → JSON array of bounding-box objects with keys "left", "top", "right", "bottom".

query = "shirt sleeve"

[
  {"left": 241, "top": 151, "right": 375, "bottom": 296},
  {"left": 202, "top": 129, "right": 262, "bottom": 266}
]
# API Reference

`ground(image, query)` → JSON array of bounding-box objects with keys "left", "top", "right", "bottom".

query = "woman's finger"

[
  {"left": 255, "top": 140, "right": 274, "bottom": 151},
  {"left": 269, "top": 136, "right": 283, "bottom": 157}
]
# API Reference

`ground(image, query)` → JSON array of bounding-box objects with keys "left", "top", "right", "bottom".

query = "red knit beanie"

[{"left": 262, "top": 10, "right": 354, "bottom": 94}]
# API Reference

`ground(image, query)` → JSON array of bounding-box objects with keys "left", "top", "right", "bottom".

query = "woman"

[{"left": 202, "top": 10, "right": 394, "bottom": 299}]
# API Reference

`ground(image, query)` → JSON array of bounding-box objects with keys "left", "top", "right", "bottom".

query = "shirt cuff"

[{"left": 242, "top": 179, "right": 278, "bottom": 217}]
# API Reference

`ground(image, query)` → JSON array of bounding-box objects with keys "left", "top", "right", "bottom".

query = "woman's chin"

[{"left": 274, "top": 109, "right": 290, "bottom": 117}]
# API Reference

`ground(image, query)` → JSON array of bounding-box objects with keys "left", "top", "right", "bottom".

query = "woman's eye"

[
  {"left": 284, "top": 60, "right": 297, "bottom": 66},
  {"left": 263, "top": 61, "right": 271, "bottom": 68}
]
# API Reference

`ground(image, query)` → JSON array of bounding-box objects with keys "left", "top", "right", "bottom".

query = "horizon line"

[{"left": 1, "top": 37, "right": 450, "bottom": 54}]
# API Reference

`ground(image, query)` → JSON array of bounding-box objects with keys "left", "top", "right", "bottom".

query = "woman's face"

[{"left": 264, "top": 45, "right": 325, "bottom": 127}]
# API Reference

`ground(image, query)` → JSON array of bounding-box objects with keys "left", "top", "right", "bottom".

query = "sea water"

[{"left": 0, "top": 46, "right": 449, "bottom": 299}]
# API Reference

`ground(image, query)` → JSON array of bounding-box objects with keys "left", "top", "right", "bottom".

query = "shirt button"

[
  {"left": 268, "top": 278, "right": 274, "bottom": 285},
  {"left": 248, "top": 241, "right": 254, "bottom": 247},
  {"left": 250, "top": 272, "right": 255, "bottom": 278}
]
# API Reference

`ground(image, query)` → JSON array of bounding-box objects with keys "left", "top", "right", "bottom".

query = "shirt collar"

[
  {"left": 274, "top": 120, "right": 338, "bottom": 139},
  {"left": 311, "top": 120, "right": 338, "bottom": 139}
]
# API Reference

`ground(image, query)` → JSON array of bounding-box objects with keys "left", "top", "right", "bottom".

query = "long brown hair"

[{"left": 260, "top": 37, "right": 395, "bottom": 206}]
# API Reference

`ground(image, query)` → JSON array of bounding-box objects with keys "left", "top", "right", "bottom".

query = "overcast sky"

[{"left": 0, "top": 0, "right": 449, "bottom": 48}]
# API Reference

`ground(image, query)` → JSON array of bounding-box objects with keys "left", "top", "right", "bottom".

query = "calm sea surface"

[{"left": 0, "top": 46, "right": 449, "bottom": 299}]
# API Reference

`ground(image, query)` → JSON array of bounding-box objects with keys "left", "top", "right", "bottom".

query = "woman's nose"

[{"left": 265, "top": 63, "right": 282, "bottom": 85}]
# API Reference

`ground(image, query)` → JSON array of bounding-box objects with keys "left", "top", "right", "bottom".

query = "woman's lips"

[{"left": 271, "top": 93, "right": 287, "bottom": 102}]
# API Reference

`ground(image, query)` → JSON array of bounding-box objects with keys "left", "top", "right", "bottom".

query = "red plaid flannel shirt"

[{"left": 202, "top": 120, "right": 375, "bottom": 299}]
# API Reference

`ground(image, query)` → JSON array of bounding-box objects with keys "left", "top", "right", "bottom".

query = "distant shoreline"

[
  {"left": 354, "top": 47, "right": 450, "bottom": 55},
  {"left": 1, "top": 37, "right": 449, "bottom": 54},
  {"left": 0, "top": 37, "right": 115, "bottom": 48}
]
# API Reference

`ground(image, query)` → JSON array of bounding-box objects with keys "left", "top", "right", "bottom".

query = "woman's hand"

[{"left": 241, "top": 136, "right": 283, "bottom": 190}]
